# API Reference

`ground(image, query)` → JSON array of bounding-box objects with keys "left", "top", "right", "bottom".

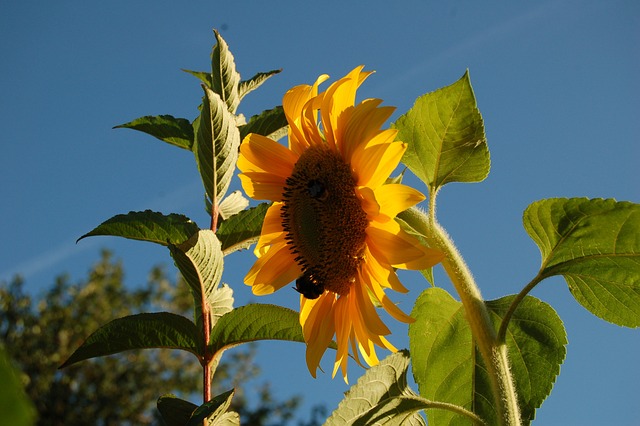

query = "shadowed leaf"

[
  {"left": 239, "top": 106, "right": 288, "bottom": 142},
  {"left": 217, "top": 203, "right": 269, "bottom": 255},
  {"left": 77, "top": 210, "right": 199, "bottom": 246},
  {"left": 115, "top": 115, "right": 194, "bottom": 150},
  {"left": 60, "top": 312, "right": 201, "bottom": 368},
  {"left": 238, "top": 69, "right": 281, "bottom": 101}
]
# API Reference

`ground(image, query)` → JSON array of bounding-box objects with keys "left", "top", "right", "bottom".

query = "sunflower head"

[{"left": 238, "top": 66, "right": 443, "bottom": 381}]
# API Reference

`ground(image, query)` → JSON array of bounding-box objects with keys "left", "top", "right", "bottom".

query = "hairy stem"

[{"left": 404, "top": 202, "right": 522, "bottom": 426}]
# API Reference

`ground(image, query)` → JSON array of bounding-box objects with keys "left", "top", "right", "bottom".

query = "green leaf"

[
  {"left": 209, "top": 284, "right": 234, "bottom": 329},
  {"left": 239, "top": 106, "right": 288, "bottom": 141},
  {"left": 394, "top": 70, "right": 489, "bottom": 191},
  {"left": 209, "top": 304, "right": 317, "bottom": 354},
  {"left": 114, "top": 115, "right": 194, "bottom": 150},
  {"left": 60, "top": 312, "right": 201, "bottom": 368},
  {"left": 0, "top": 347, "right": 36, "bottom": 426},
  {"left": 157, "top": 394, "right": 198, "bottom": 426},
  {"left": 77, "top": 210, "right": 199, "bottom": 245},
  {"left": 169, "top": 230, "right": 224, "bottom": 333},
  {"left": 238, "top": 69, "right": 282, "bottom": 101},
  {"left": 523, "top": 198, "right": 640, "bottom": 327},
  {"left": 183, "top": 68, "right": 212, "bottom": 87},
  {"left": 409, "top": 288, "right": 566, "bottom": 425},
  {"left": 239, "top": 106, "right": 288, "bottom": 142},
  {"left": 193, "top": 85, "right": 241, "bottom": 208},
  {"left": 217, "top": 202, "right": 269, "bottom": 255},
  {"left": 211, "top": 30, "right": 240, "bottom": 114},
  {"left": 486, "top": 296, "right": 567, "bottom": 423},
  {"left": 325, "top": 350, "right": 426, "bottom": 426},
  {"left": 186, "top": 389, "right": 235, "bottom": 426},
  {"left": 218, "top": 190, "right": 249, "bottom": 220}
]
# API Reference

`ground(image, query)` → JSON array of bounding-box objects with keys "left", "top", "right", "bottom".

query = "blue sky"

[{"left": 1, "top": 1, "right": 638, "bottom": 424}]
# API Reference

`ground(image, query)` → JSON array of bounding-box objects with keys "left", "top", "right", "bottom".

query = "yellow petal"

[
  {"left": 354, "top": 270, "right": 391, "bottom": 335},
  {"left": 238, "top": 133, "right": 298, "bottom": 177},
  {"left": 362, "top": 246, "right": 409, "bottom": 293},
  {"left": 351, "top": 140, "right": 406, "bottom": 189},
  {"left": 372, "top": 184, "right": 426, "bottom": 222},
  {"left": 244, "top": 242, "right": 301, "bottom": 295},
  {"left": 238, "top": 172, "right": 285, "bottom": 202},
  {"left": 342, "top": 99, "right": 395, "bottom": 162},
  {"left": 366, "top": 220, "right": 443, "bottom": 269},
  {"left": 284, "top": 75, "right": 329, "bottom": 155},
  {"left": 367, "top": 275, "right": 415, "bottom": 324},
  {"left": 302, "top": 293, "right": 336, "bottom": 378},
  {"left": 355, "top": 186, "right": 380, "bottom": 219}
]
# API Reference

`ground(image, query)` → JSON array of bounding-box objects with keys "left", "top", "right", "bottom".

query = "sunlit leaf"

[
  {"left": 169, "top": 230, "right": 224, "bottom": 332},
  {"left": 157, "top": 394, "right": 198, "bottom": 426},
  {"left": 211, "top": 30, "right": 240, "bottom": 114},
  {"left": 60, "top": 312, "right": 201, "bottom": 368},
  {"left": 183, "top": 68, "right": 212, "bottom": 87},
  {"left": 77, "top": 210, "right": 199, "bottom": 245},
  {"left": 524, "top": 198, "right": 640, "bottom": 327},
  {"left": 239, "top": 106, "right": 288, "bottom": 142},
  {"left": 409, "top": 288, "right": 566, "bottom": 425},
  {"left": 209, "top": 284, "right": 234, "bottom": 329},
  {"left": 238, "top": 69, "right": 282, "bottom": 101},
  {"left": 114, "top": 115, "right": 194, "bottom": 150},
  {"left": 187, "top": 389, "right": 235, "bottom": 426},
  {"left": 218, "top": 191, "right": 249, "bottom": 220},
  {"left": 217, "top": 202, "right": 269, "bottom": 255},
  {"left": 193, "top": 86, "right": 241, "bottom": 208},
  {"left": 394, "top": 71, "right": 489, "bottom": 192},
  {"left": 325, "top": 350, "right": 426, "bottom": 426}
]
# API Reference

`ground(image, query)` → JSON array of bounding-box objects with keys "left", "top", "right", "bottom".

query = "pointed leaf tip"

[{"left": 394, "top": 71, "right": 489, "bottom": 191}]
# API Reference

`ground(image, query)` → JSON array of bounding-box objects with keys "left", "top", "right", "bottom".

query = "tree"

[{"left": 0, "top": 251, "right": 307, "bottom": 425}]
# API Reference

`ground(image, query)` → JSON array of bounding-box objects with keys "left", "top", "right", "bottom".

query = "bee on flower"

[{"left": 238, "top": 66, "right": 443, "bottom": 381}]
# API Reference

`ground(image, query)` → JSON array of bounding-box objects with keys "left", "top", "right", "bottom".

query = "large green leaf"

[
  {"left": 60, "top": 312, "right": 201, "bottom": 368},
  {"left": 193, "top": 85, "right": 241, "bottom": 208},
  {"left": 217, "top": 202, "right": 269, "bottom": 255},
  {"left": 77, "top": 210, "right": 199, "bottom": 245},
  {"left": 211, "top": 29, "right": 240, "bottom": 114},
  {"left": 238, "top": 70, "right": 281, "bottom": 102},
  {"left": 486, "top": 296, "right": 566, "bottom": 423},
  {"left": 409, "top": 288, "right": 566, "bottom": 425},
  {"left": 114, "top": 115, "right": 194, "bottom": 150},
  {"left": 209, "top": 304, "right": 309, "bottom": 354},
  {"left": 524, "top": 198, "right": 640, "bottom": 327},
  {"left": 239, "top": 106, "right": 288, "bottom": 142},
  {"left": 169, "top": 230, "right": 224, "bottom": 333},
  {"left": 325, "top": 350, "right": 426, "bottom": 426},
  {"left": 394, "top": 71, "right": 489, "bottom": 191}
]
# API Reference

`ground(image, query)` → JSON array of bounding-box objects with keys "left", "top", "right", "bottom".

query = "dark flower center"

[{"left": 281, "top": 145, "right": 368, "bottom": 297}]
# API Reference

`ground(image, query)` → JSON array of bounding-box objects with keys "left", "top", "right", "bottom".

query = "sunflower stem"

[{"left": 406, "top": 203, "right": 522, "bottom": 426}]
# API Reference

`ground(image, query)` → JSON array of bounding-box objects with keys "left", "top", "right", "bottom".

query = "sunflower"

[{"left": 238, "top": 66, "right": 443, "bottom": 381}]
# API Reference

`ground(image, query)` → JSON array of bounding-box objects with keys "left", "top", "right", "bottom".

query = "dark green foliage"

[{"left": 0, "top": 251, "right": 312, "bottom": 425}]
